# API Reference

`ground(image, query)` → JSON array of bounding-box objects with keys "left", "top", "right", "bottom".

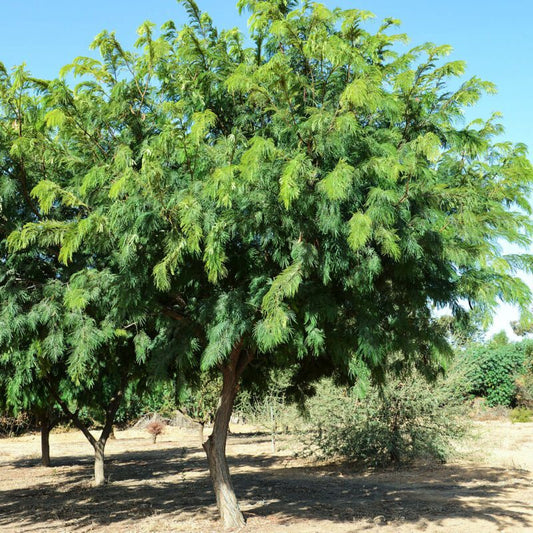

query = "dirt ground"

[{"left": 0, "top": 418, "right": 532, "bottom": 532}]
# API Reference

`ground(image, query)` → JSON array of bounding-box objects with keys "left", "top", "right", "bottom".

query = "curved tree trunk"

[
  {"left": 43, "top": 373, "right": 125, "bottom": 486},
  {"left": 202, "top": 342, "right": 252, "bottom": 529}
]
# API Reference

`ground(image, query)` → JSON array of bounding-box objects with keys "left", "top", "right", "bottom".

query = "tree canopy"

[{"left": 2, "top": 0, "right": 533, "bottom": 527}]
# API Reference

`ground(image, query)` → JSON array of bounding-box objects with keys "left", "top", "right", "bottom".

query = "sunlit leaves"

[
  {"left": 279, "top": 153, "right": 311, "bottom": 209},
  {"left": 190, "top": 110, "right": 217, "bottom": 145},
  {"left": 31, "top": 180, "right": 88, "bottom": 215},
  {"left": 347, "top": 212, "right": 372, "bottom": 252},
  {"left": 318, "top": 159, "right": 355, "bottom": 201},
  {"left": 239, "top": 136, "right": 277, "bottom": 181},
  {"left": 204, "top": 222, "right": 229, "bottom": 283},
  {"left": 44, "top": 108, "right": 66, "bottom": 128},
  {"left": 256, "top": 260, "right": 302, "bottom": 351},
  {"left": 153, "top": 237, "right": 187, "bottom": 291}
]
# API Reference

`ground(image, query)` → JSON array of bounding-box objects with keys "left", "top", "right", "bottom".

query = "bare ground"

[{"left": 0, "top": 419, "right": 532, "bottom": 532}]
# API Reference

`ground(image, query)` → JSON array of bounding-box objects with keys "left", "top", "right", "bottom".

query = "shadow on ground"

[{"left": 0, "top": 435, "right": 531, "bottom": 531}]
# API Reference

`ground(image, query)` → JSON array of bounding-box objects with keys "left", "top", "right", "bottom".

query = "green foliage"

[
  {"left": 509, "top": 407, "right": 533, "bottom": 423},
  {"left": 490, "top": 330, "right": 510, "bottom": 347},
  {"left": 304, "top": 369, "right": 469, "bottom": 466},
  {"left": 2, "top": 0, "right": 533, "bottom": 502},
  {"left": 4, "top": 2, "right": 531, "bottom": 388},
  {"left": 179, "top": 372, "right": 222, "bottom": 424},
  {"left": 236, "top": 369, "right": 300, "bottom": 443},
  {"left": 100, "top": 380, "right": 178, "bottom": 426},
  {"left": 515, "top": 348, "right": 533, "bottom": 408},
  {"left": 462, "top": 340, "right": 533, "bottom": 406}
]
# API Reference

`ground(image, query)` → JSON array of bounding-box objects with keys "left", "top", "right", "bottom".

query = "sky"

[{"left": 2, "top": 0, "right": 532, "bottom": 338}]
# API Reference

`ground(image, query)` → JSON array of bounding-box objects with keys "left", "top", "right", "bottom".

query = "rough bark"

[
  {"left": 94, "top": 441, "right": 106, "bottom": 486},
  {"left": 40, "top": 419, "right": 51, "bottom": 467},
  {"left": 90, "top": 388, "right": 123, "bottom": 486},
  {"left": 202, "top": 341, "right": 253, "bottom": 529},
  {"left": 38, "top": 411, "right": 58, "bottom": 467}
]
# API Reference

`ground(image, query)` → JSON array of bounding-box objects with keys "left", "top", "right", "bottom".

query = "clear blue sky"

[{"left": 2, "top": 0, "right": 531, "bottom": 337}]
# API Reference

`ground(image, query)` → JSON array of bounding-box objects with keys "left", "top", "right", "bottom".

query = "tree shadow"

[{"left": 0, "top": 439, "right": 531, "bottom": 531}]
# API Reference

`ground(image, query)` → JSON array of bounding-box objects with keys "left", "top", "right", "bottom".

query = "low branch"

[{"left": 43, "top": 377, "right": 97, "bottom": 448}]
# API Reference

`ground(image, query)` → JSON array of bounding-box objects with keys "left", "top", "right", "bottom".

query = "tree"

[
  {"left": 0, "top": 371, "right": 62, "bottom": 467},
  {"left": 0, "top": 63, "right": 166, "bottom": 486},
  {"left": 179, "top": 371, "right": 222, "bottom": 445},
  {"left": 0, "top": 246, "right": 157, "bottom": 485},
  {"left": 0, "top": 62, "right": 64, "bottom": 467},
  {"left": 5, "top": 0, "right": 533, "bottom": 527}
]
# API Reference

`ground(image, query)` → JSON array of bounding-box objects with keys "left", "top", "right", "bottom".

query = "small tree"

[
  {"left": 0, "top": 61, "right": 164, "bottom": 486},
  {"left": 146, "top": 420, "right": 165, "bottom": 443},
  {"left": 179, "top": 371, "right": 222, "bottom": 445},
  {"left": 236, "top": 369, "right": 296, "bottom": 452}
]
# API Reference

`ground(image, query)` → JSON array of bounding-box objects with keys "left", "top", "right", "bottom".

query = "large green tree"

[{"left": 4, "top": 0, "right": 533, "bottom": 526}]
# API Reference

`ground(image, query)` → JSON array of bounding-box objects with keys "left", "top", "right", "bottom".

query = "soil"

[{"left": 0, "top": 419, "right": 532, "bottom": 532}]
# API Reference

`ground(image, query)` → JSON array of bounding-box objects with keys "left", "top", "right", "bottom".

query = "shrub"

[
  {"left": 462, "top": 341, "right": 533, "bottom": 406},
  {"left": 515, "top": 374, "right": 533, "bottom": 409},
  {"left": 179, "top": 372, "right": 222, "bottom": 427},
  {"left": 236, "top": 370, "right": 302, "bottom": 452},
  {"left": 515, "top": 348, "right": 533, "bottom": 408},
  {"left": 510, "top": 407, "right": 533, "bottom": 423},
  {"left": 0, "top": 412, "right": 31, "bottom": 437},
  {"left": 146, "top": 420, "right": 165, "bottom": 443},
  {"left": 304, "top": 367, "right": 468, "bottom": 467}
]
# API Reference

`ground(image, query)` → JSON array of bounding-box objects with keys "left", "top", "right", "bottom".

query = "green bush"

[
  {"left": 463, "top": 341, "right": 533, "bottom": 406},
  {"left": 303, "top": 368, "right": 468, "bottom": 467},
  {"left": 510, "top": 407, "right": 533, "bottom": 423}
]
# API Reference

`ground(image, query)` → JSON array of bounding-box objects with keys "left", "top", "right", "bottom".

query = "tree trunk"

[
  {"left": 92, "top": 401, "right": 119, "bottom": 486},
  {"left": 44, "top": 372, "right": 125, "bottom": 486},
  {"left": 40, "top": 419, "right": 51, "bottom": 467},
  {"left": 94, "top": 441, "right": 106, "bottom": 487},
  {"left": 202, "top": 342, "right": 252, "bottom": 529}
]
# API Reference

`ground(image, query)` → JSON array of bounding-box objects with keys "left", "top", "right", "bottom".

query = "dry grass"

[{"left": 0, "top": 420, "right": 532, "bottom": 532}]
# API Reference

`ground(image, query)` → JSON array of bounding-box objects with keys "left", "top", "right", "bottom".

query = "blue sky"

[{"left": 2, "top": 0, "right": 531, "bottom": 337}]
